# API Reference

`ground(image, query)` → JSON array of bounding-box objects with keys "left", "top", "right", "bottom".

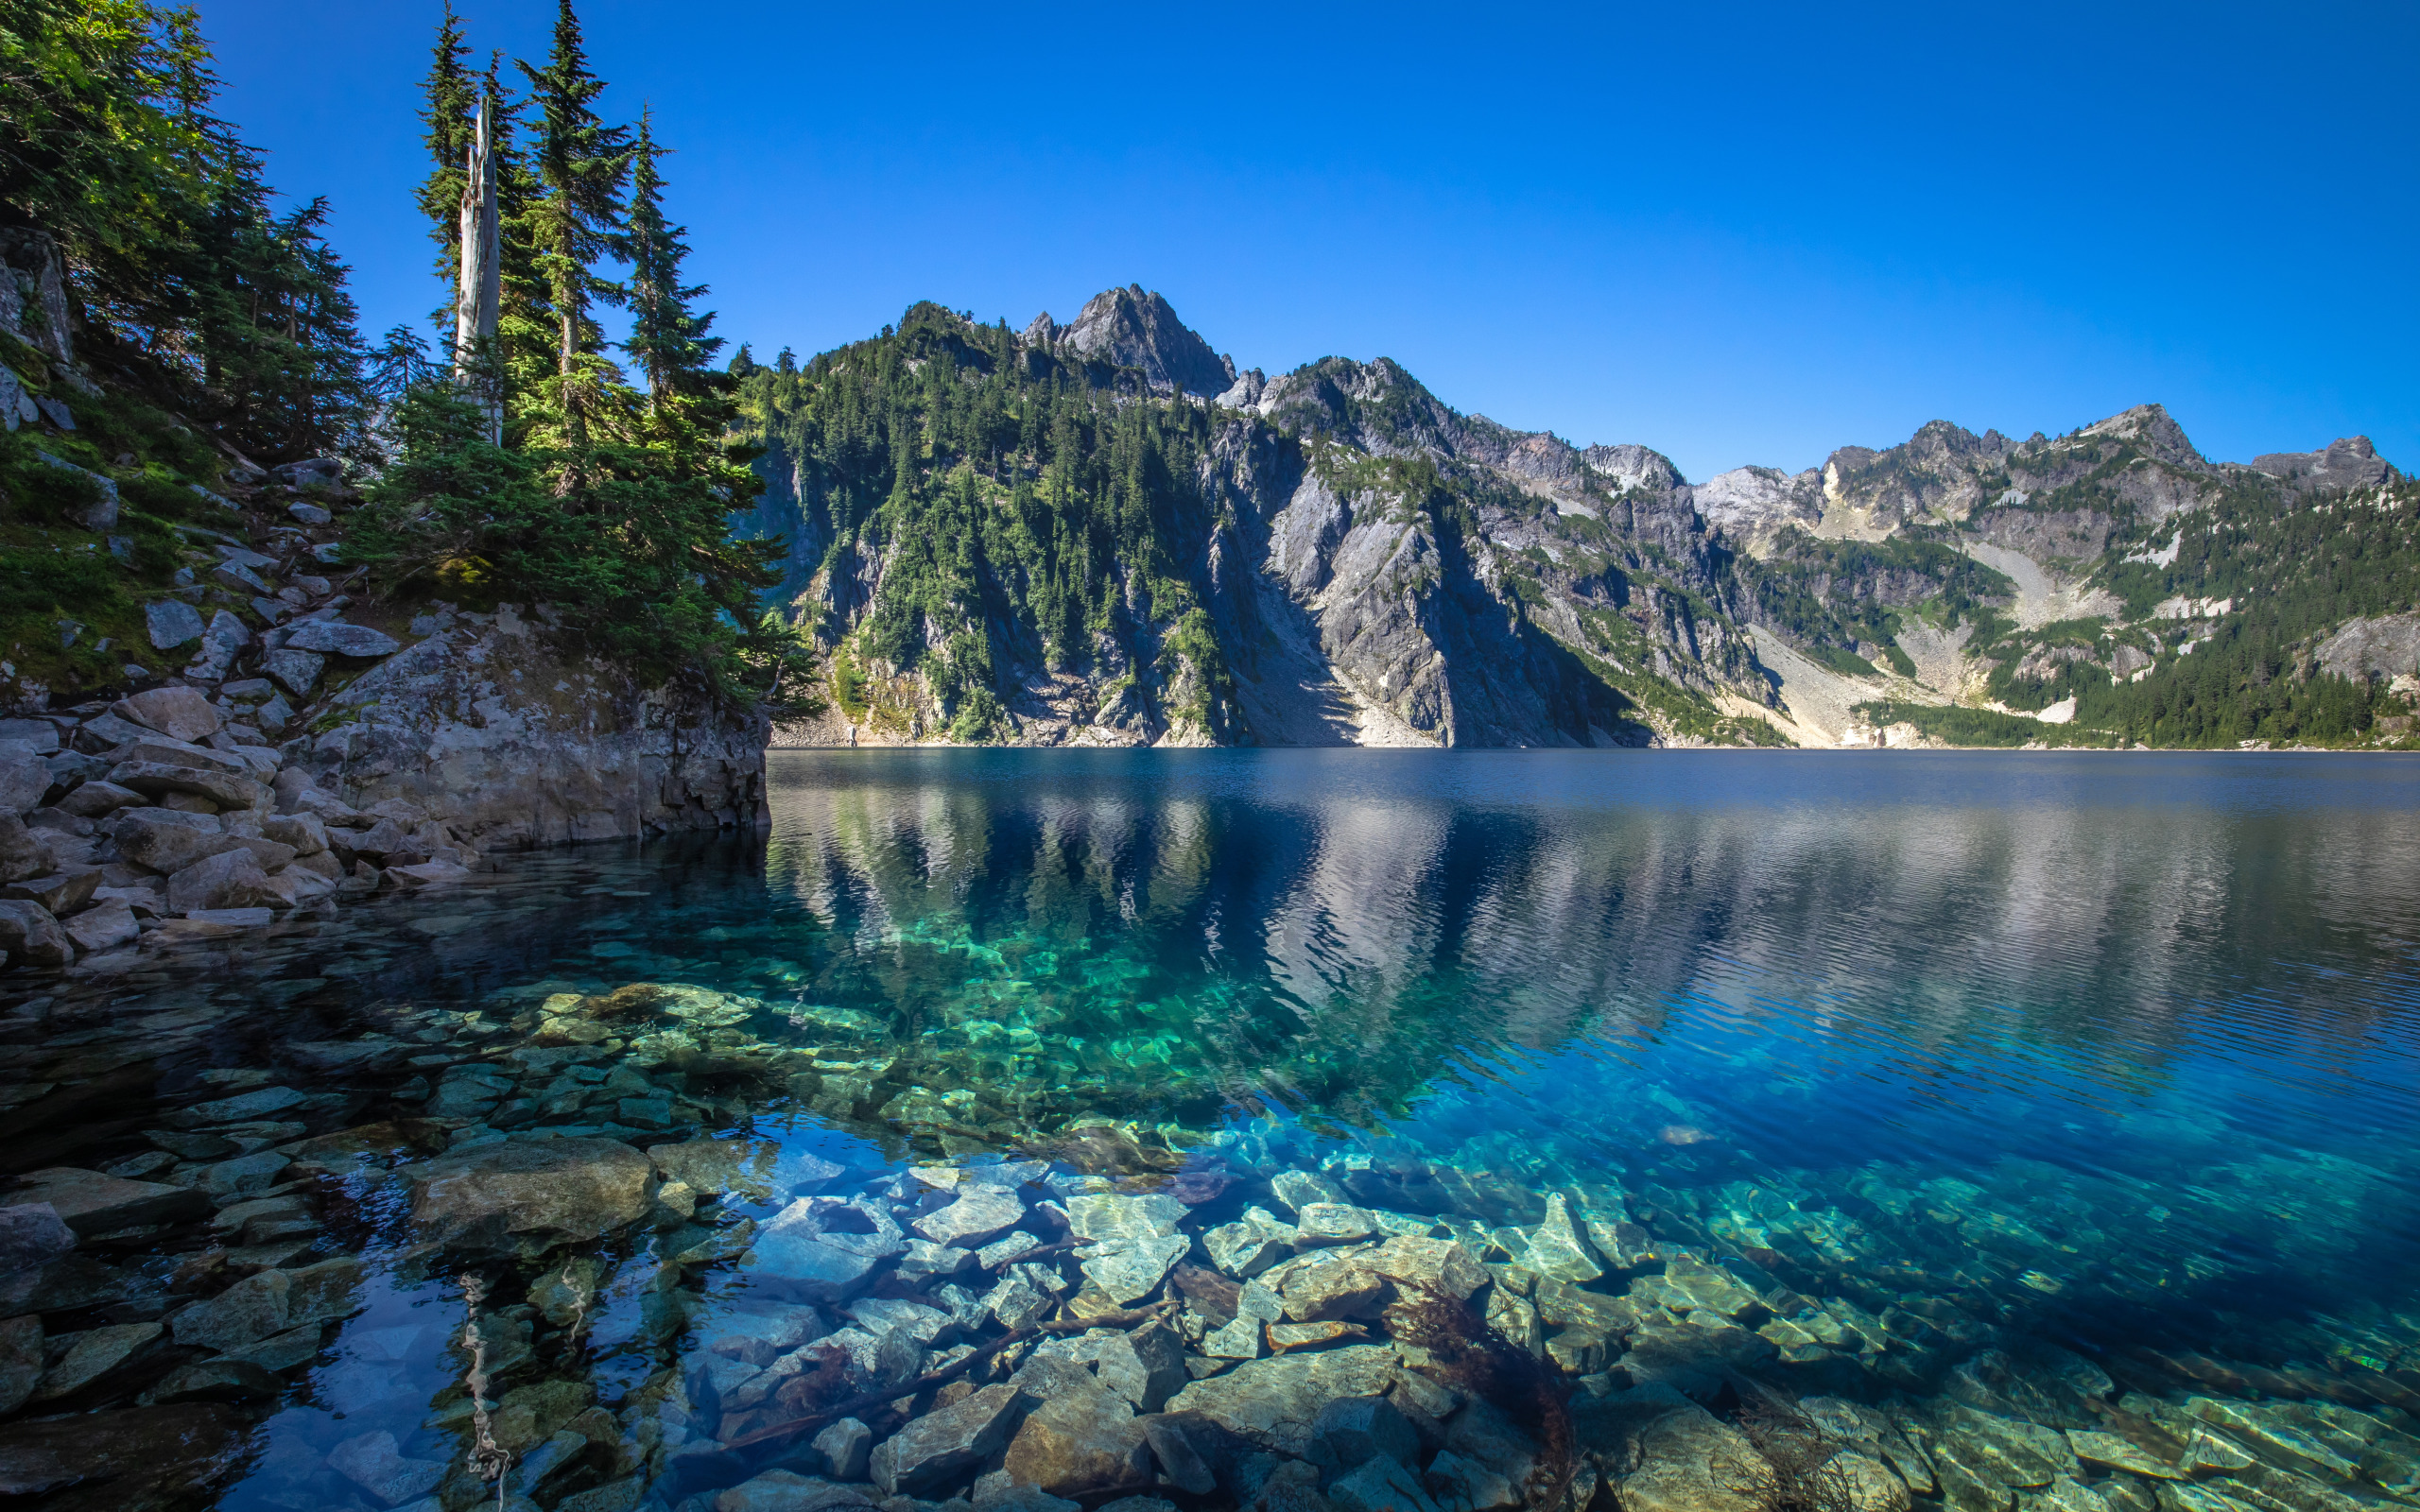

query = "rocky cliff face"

[{"left": 749, "top": 291, "right": 2411, "bottom": 752}]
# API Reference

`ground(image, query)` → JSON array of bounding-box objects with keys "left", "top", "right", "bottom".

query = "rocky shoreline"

[{"left": 1, "top": 455, "right": 769, "bottom": 977}]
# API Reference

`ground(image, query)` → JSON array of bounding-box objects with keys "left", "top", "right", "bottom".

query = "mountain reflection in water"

[{"left": 1, "top": 748, "right": 2415, "bottom": 1512}]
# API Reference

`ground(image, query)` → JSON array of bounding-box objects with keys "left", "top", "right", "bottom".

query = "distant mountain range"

[{"left": 735, "top": 286, "right": 2417, "bottom": 749}]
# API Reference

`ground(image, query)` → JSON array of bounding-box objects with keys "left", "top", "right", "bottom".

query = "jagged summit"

[{"left": 1027, "top": 284, "right": 1235, "bottom": 397}]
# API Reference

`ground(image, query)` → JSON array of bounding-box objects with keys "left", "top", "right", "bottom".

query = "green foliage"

[
  {"left": 1743, "top": 530, "right": 2014, "bottom": 668},
  {"left": 1851, "top": 701, "right": 2101, "bottom": 747},
  {"left": 0, "top": 0, "right": 370, "bottom": 461},
  {"left": 736, "top": 303, "right": 1236, "bottom": 737}
]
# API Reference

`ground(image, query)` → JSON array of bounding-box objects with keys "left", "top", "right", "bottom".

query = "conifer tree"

[
  {"left": 517, "top": 0, "right": 630, "bottom": 441},
  {"left": 415, "top": 1, "right": 475, "bottom": 280},
  {"left": 622, "top": 107, "right": 719, "bottom": 408}
]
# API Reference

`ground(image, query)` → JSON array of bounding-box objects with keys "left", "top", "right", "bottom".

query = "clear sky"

[{"left": 195, "top": 1, "right": 2414, "bottom": 485}]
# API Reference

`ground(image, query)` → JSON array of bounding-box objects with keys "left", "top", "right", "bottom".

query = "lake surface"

[{"left": 5, "top": 749, "right": 2419, "bottom": 1512}]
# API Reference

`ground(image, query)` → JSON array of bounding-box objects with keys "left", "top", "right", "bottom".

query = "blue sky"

[{"left": 198, "top": 1, "right": 2415, "bottom": 484}]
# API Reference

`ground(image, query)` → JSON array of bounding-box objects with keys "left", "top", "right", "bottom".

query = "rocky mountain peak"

[
  {"left": 1052, "top": 284, "right": 1235, "bottom": 397},
  {"left": 2074, "top": 403, "right": 2206, "bottom": 468},
  {"left": 2250, "top": 435, "right": 2399, "bottom": 492}
]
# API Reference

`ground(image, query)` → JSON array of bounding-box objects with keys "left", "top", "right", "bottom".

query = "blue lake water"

[{"left": 7, "top": 749, "right": 2420, "bottom": 1511}]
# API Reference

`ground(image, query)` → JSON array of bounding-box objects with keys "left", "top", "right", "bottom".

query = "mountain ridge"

[{"left": 735, "top": 288, "right": 2413, "bottom": 751}]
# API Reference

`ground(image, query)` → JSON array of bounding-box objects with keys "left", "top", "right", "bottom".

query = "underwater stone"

[
  {"left": 977, "top": 1231, "right": 1040, "bottom": 1269},
  {"left": 1277, "top": 1252, "right": 1388, "bottom": 1321},
  {"left": 1063, "top": 1193, "right": 1187, "bottom": 1242},
  {"left": 1426, "top": 1449, "right": 1522, "bottom": 1512},
  {"left": 0, "top": 1203, "right": 77, "bottom": 1277},
  {"left": 1293, "top": 1203, "right": 1376, "bottom": 1245},
  {"left": 717, "top": 1470, "right": 873, "bottom": 1512},
  {"left": 1617, "top": 1404, "right": 1768, "bottom": 1512},
  {"left": 1503, "top": 1194, "right": 1603, "bottom": 1283},
  {"left": 1164, "top": 1344, "right": 1399, "bottom": 1456},
  {"left": 983, "top": 1273, "right": 1052, "bottom": 1331},
  {"left": 1202, "top": 1208, "right": 1293, "bottom": 1278},
  {"left": 7, "top": 1168, "right": 211, "bottom": 1234},
  {"left": 33, "top": 1320, "right": 161, "bottom": 1400},
  {"left": 916, "top": 1186, "right": 1026, "bottom": 1247},
  {"left": 1080, "top": 1236, "right": 1191, "bottom": 1306},
  {"left": 2067, "top": 1431, "right": 2182, "bottom": 1480},
  {"left": 406, "top": 1136, "right": 657, "bottom": 1258},
  {"left": 327, "top": 1429, "right": 448, "bottom": 1506},
  {"left": 1201, "top": 1315, "right": 1264, "bottom": 1359},
  {"left": 899, "top": 1239, "right": 977, "bottom": 1281},
  {"left": 814, "top": 1418, "right": 874, "bottom": 1483},
  {"left": 1092, "top": 1321, "right": 1186, "bottom": 1412},
  {"left": 999, "top": 1381, "right": 1151, "bottom": 1500},
  {"left": 870, "top": 1382, "right": 1031, "bottom": 1497},
  {"left": 1268, "top": 1170, "right": 1346, "bottom": 1215},
  {"left": 1306, "top": 1394, "right": 1420, "bottom": 1473},
  {"left": 1327, "top": 1453, "right": 1443, "bottom": 1512},
  {"left": 0, "top": 1316, "right": 37, "bottom": 1415},
  {"left": 1361, "top": 1236, "right": 1485, "bottom": 1300}
]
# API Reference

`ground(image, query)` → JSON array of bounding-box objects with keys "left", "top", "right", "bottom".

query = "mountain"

[{"left": 735, "top": 291, "right": 2415, "bottom": 750}]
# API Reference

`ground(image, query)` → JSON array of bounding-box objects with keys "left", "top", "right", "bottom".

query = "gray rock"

[
  {"left": 34, "top": 1320, "right": 161, "bottom": 1400},
  {"left": 1063, "top": 1193, "right": 1188, "bottom": 1242},
  {"left": 1502, "top": 1194, "right": 1603, "bottom": 1283},
  {"left": 6, "top": 1168, "right": 210, "bottom": 1234},
  {"left": 869, "top": 1382, "right": 1031, "bottom": 1497},
  {"left": 165, "top": 847, "right": 279, "bottom": 913},
  {"left": 59, "top": 779, "right": 142, "bottom": 818},
  {"left": 0, "top": 816, "right": 40, "bottom": 882},
  {"left": 1327, "top": 1454, "right": 1442, "bottom": 1512},
  {"left": 0, "top": 899, "right": 69, "bottom": 965},
  {"left": 977, "top": 1231, "right": 1041, "bottom": 1269},
  {"left": 1058, "top": 286, "right": 1233, "bottom": 397},
  {"left": 1093, "top": 1321, "right": 1188, "bottom": 1413},
  {"left": 0, "top": 717, "right": 60, "bottom": 753},
  {"left": 186, "top": 610, "right": 251, "bottom": 678},
  {"left": 813, "top": 1417, "right": 874, "bottom": 1482},
  {"left": 327, "top": 1428, "right": 447, "bottom": 1506},
  {"left": 112, "top": 760, "right": 267, "bottom": 811},
  {"left": 899, "top": 1239, "right": 977, "bottom": 1281},
  {"left": 4, "top": 868, "right": 97, "bottom": 916},
  {"left": 1268, "top": 1170, "right": 1346, "bottom": 1216},
  {"left": 34, "top": 451, "right": 116, "bottom": 529},
  {"left": 143, "top": 599, "right": 208, "bottom": 652},
  {"left": 1306, "top": 1396, "right": 1418, "bottom": 1473},
  {"left": 1164, "top": 1345, "right": 1401, "bottom": 1455},
  {"left": 283, "top": 619, "right": 400, "bottom": 658},
  {"left": 262, "top": 647, "right": 325, "bottom": 697},
  {"left": 211, "top": 559, "right": 270, "bottom": 595},
  {"left": 716, "top": 1470, "right": 873, "bottom": 1512},
  {"left": 171, "top": 1269, "right": 295, "bottom": 1351},
  {"left": 111, "top": 806, "right": 239, "bottom": 872},
  {"left": 984, "top": 1273, "right": 1052, "bottom": 1331},
  {"left": 62, "top": 898, "right": 136, "bottom": 953},
  {"left": 1203, "top": 1209, "right": 1295, "bottom": 1278},
  {"left": 1001, "top": 1379, "right": 1151, "bottom": 1500},
  {"left": 1201, "top": 1315, "right": 1264, "bottom": 1360},
  {"left": 1080, "top": 1236, "right": 1191, "bottom": 1306},
  {"left": 753, "top": 1196, "right": 907, "bottom": 1302},
  {"left": 270, "top": 456, "right": 343, "bottom": 488},
  {"left": 406, "top": 1137, "right": 657, "bottom": 1258},
  {"left": 1617, "top": 1404, "right": 1773, "bottom": 1512},
  {"left": 0, "top": 749, "right": 47, "bottom": 816},
  {"left": 286, "top": 502, "right": 332, "bottom": 526},
  {"left": 915, "top": 1186, "right": 1027, "bottom": 1247},
  {"left": 1139, "top": 1414, "right": 1224, "bottom": 1496},
  {"left": 1426, "top": 1449, "right": 1522, "bottom": 1512},
  {"left": 0, "top": 1204, "right": 76, "bottom": 1278}
]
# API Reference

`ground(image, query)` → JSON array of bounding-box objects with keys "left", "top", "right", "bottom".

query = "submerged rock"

[
  {"left": 870, "top": 1382, "right": 1031, "bottom": 1497},
  {"left": 406, "top": 1137, "right": 657, "bottom": 1257},
  {"left": 1164, "top": 1344, "right": 1399, "bottom": 1456}
]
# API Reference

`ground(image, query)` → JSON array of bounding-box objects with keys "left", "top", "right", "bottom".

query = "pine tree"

[
  {"left": 415, "top": 1, "right": 475, "bottom": 282},
  {"left": 517, "top": 0, "right": 630, "bottom": 441},
  {"left": 621, "top": 107, "right": 718, "bottom": 408}
]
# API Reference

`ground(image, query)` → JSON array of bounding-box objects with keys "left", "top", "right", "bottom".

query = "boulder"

[
  {"left": 1362, "top": 1236, "right": 1486, "bottom": 1300},
  {"left": 1202, "top": 1208, "right": 1295, "bottom": 1279},
  {"left": 187, "top": 609, "right": 251, "bottom": 678},
  {"left": 327, "top": 1429, "right": 447, "bottom": 1506},
  {"left": 113, "top": 686, "right": 223, "bottom": 744},
  {"left": 105, "top": 735, "right": 253, "bottom": 776},
  {"left": 168, "top": 1258, "right": 361, "bottom": 1350},
  {"left": 0, "top": 748, "right": 46, "bottom": 816},
  {"left": 0, "top": 717, "right": 60, "bottom": 753},
  {"left": 283, "top": 619, "right": 400, "bottom": 658},
  {"left": 112, "top": 761, "right": 266, "bottom": 811},
  {"left": 0, "top": 816, "right": 41, "bottom": 882},
  {"left": 270, "top": 455, "right": 343, "bottom": 488},
  {"left": 1063, "top": 1194, "right": 1189, "bottom": 1241},
  {"left": 8, "top": 1167, "right": 212, "bottom": 1234},
  {"left": 0, "top": 1404, "right": 249, "bottom": 1506},
  {"left": 164, "top": 848, "right": 279, "bottom": 914},
  {"left": 1327, "top": 1453, "right": 1443, "bottom": 1512},
  {"left": 1277, "top": 1252, "right": 1390, "bottom": 1321},
  {"left": 261, "top": 647, "right": 325, "bottom": 697},
  {"left": 59, "top": 779, "right": 142, "bottom": 818},
  {"left": 0, "top": 900, "right": 71, "bottom": 966},
  {"left": 145, "top": 599, "right": 207, "bottom": 652},
  {"left": 1080, "top": 1236, "right": 1192, "bottom": 1306},
  {"left": 752, "top": 1196, "right": 907, "bottom": 1302},
  {"left": 870, "top": 1382, "right": 1031, "bottom": 1497},
  {"left": 34, "top": 1320, "right": 162, "bottom": 1400},
  {"left": 262, "top": 811, "right": 328, "bottom": 855},
  {"left": 111, "top": 808, "right": 239, "bottom": 872},
  {"left": 812, "top": 1418, "right": 873, "bottom": 1482},
  {"left": 406, "top": 1137, "right": 657, "bottom": 1258},
  {"left": 3, "top": 868, "right": 97, "bottom": 915},
  {"left": 915, "top": 1186, "right": 1027, "bottom": 1247},
  {"left": 1093, "top": 1322, "right": 1188, "bottom": 1413},
  {"left": 0, "top": 1203, "right": 78, "bottom": 1279},
  {"left": 1001, "top": 1383, "right": 1152, "bottom": 1500},
  {"left": 62, "top": 898, "right": 135, "bottom": 953},
  {"left": 145, "top": 1357, "right": 285, "bottom": 1404},
  {"left": 34, "top": 451, "right": 117, "bottom": 529},
  {"left": 1616, "top": 1405, "right": 1766, "bottom": 1512},
  {"left": 1164, "top": 1345, "right": 1401, "bottom": 1456},
  {"left": 166, "top": 1083, "right": 308, "bottom": 1126},
  {"left": 1138, "top": 1414, "right": 1227, "bottom": 1496},
  {"left": 1305, "top": 1395, "right": 1418, "bottom": 1472},
  {"left": 715, "top": 1470, "right": 873, "bottom": 1512}
]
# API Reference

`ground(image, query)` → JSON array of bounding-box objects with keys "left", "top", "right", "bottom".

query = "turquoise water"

[{"left": 6, "top": 749, "right": 2420, "bottom": 1510}]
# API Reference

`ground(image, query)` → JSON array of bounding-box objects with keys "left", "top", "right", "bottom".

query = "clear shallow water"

[{"left": 5, "top": 749, "right": 2420, "bottom": 1511}]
